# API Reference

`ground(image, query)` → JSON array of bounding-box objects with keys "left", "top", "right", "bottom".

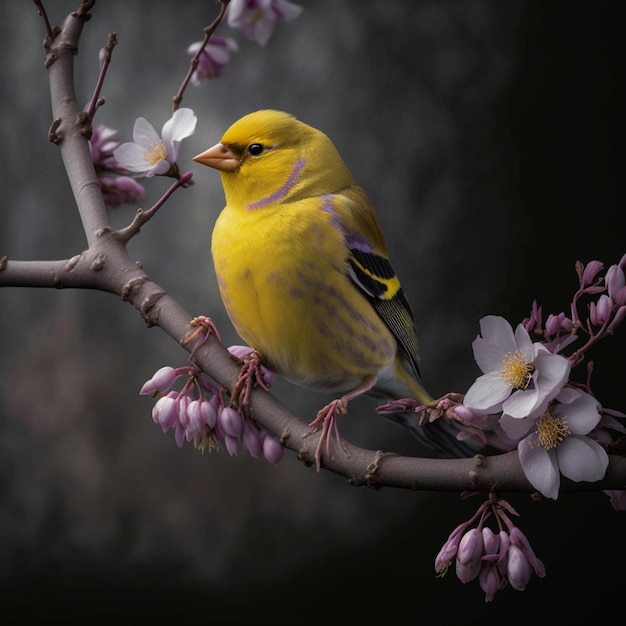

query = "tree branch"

[{"left": 5, "top": 2, "right": 623, "bottom": 499}]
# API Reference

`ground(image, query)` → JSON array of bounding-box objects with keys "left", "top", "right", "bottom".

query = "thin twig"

[
  {"left": 114, "top": 171, "right": 194, "bottom": 243},
  {"left": 172, "top": 0, "right": 231, "bottom": 112},
  {"left": 85, "top": 31, "right": 118, "bottom": 120}
]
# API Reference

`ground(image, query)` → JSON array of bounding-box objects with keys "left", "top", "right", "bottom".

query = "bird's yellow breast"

[{"left": 211, "top": 196, "right": 397, "bottom": 391}]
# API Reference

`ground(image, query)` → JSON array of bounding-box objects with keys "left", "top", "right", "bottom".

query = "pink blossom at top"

[
  {"left": 227, "top": 0, "right": 303, "bottom": 46},
  {"left": 188, "top": 36, "right": 239, "bottom": 83}
]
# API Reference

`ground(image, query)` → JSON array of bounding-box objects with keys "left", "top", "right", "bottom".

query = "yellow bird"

[{"left": 193, "top": 110, "right": 469, "bottom": 469}]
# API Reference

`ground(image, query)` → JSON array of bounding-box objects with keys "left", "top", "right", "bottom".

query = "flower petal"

[
  {"left": 132, "top": 117, "right": 160, "bottom": 148},
  {"left": 463, "top": 372, "right": 511, "bottom": 412},
  {"left": 556, "top": 436, "right": 609, "bottom": 483},
  {"left": 518, "top": 438, "right": 560, "bottom": 499},
  {"left": 161, "top": 108, "right": 197, "bottom": 161}
]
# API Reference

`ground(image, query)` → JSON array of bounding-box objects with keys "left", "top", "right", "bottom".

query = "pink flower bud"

[
  {"left": 224, "top": 434, "right": 241, "bottom": 456},
  {"left": 509, "top": 527, "right": 545, "bottom": 577},
  {"left": 581, "top": 259, "right": 604, "bottom": 286},
  {"left": 218, "top": 406, "right": 244, "bottom": 437},
  {"left": 140, "top": 366, "right": 177, "bottom": 395},
  {"left": 185, "top": 400, "right": 205, "bottom": 440},
  {"left": 608, "top": 305, "right": 626, "bottom": 333},
  {"left": 606, "top": 264, "right": 625, "bottom": 300},
  {"left": 481, "top": 527, "right": 499, "bottom": 557},
  {"left": 200, "top": 398, "right": 217, "bottom": 429},
  {"left": 497, "top": 530, "right": 510, "bottom": 576},
  {"left": 152, "top": 393, "right": 178, "bottom": 431},
  {"left": 261, "top": 431, "right": 284, "bottom": 464},
  {"left": 243, "top": 419, "right": 262, "bottom": 458},
  {"left": 479, "top": 563, "right": 500, "bottom": 602},
  {"left": 435, "top": 523, "right": 467, "bottom": 574},
  {"left": 596, "top": 294, "right": 613, "bottom": 325},
  {"left": 455, "top": 528, "right": 483, "bottom": 583},
  {"left": 507, "top": 545, "right": 531, "bottom": 590}
]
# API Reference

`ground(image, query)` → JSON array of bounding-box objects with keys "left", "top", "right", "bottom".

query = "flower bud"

[
  {"left": 261, "top": 431, "right": 284, "bottom": 464},
  {"left": 243, "top": 419, "right": 263, "bottom": 458},
  {"left": 507, "top": 545, "right": 531, "bottom": 590},
  {"left": 435, "top": 523, "right": 467, "bottom": 574},
  {"left": 606, "top": 264, "right": 626, "bottom": 301},
  {"left": 479, "top": 563, "right": 500, "bottom": 602},
  {"left": 224, "top": 434, "right": 241, "bottom": 456},
  {"left": 455, "top": 528, "right": 483, "bottom": 583},
  {"left": 185, "top": 399, "right": 206, "bottom": 440},
  {"left": 596, "top": 294, "right": 613, "bottom": 325},
  {"left": 140, "top": 366, "right": 177, "bottom": 395},
  {"left": 218, "top": 406, "right": 244, "bottom": 437},
  {"left": 481, "top": 527, "right": 499, "bottom": 557},
  {"left": 200, "top": 398, "right": 217, "bottom": 429},
  {"left": 581, "top": 259, "right": 604, "bottom": 286},
  {"left": 152, "top": 393, "right": 178, "bottom": 432}
]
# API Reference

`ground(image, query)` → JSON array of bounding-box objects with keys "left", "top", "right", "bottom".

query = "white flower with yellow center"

[
  {"left": 501, "top": 387, "right": 608, "bottom": 499},
  {"left": 463, "top": 315, "right": 570, "bottom": 419},
  {"left": 113, "top": 108, "right": 197, "bottom": 177}
]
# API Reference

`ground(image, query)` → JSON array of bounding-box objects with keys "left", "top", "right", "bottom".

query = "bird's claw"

[{"left": 305, "top": 398, "right": 349, "bottom": 472}]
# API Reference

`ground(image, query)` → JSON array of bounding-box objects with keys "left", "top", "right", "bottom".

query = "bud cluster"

[{"left": 140, "top": 358, "right": 283, "bottom": 464}]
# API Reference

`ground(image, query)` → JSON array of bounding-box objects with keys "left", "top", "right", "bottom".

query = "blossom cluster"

[
  {"left": 187, "top": 0, "right": 302, "bottom": 84},
  {"left": 140, "top": 346, "right": 283, "bottom": 464},
  {"left": 457, "top": 256, "right": 626, "bottom": 501},
  {"left": 435, "top": 492, "right": 545, "bottom": 602},
  {"left": 89, "top": 123, "right": 146, "bottom": 206}
]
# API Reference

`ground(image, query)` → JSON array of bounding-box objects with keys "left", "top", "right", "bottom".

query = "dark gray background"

[{"left": 1, "top": 1, "right": 624, "bottom": 623}]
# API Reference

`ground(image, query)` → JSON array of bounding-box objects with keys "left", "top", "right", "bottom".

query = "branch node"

[
  {"left": 0, "top": 256, "right": 7, "bottom": 271},
  {"left": 473, "top": 454, "right": 488, "bottom": 468},
  {"left": 90, "top": 252, "right": 106, "bottom": 271},
  {"left": 44, "top": 52, "right": 57, "bottom": 68},
  {"left": 48, "top": 117, "right": 63, "bottom": 144},
  {"left": 77, "top": 110, "right": 92, "bottom": 139},
  {"left": 121, "top": 275, "right": 149, "bottom": 301},
  {"left": 65, "top": 254, "right": 83, "bottom": 272},
  {"left": 96, "top": 226, "right": 113, "bottom": 237},
  {"left": 279, "top": 427, "right": 290, "bottom": 444},
  {"left": 140, "top": 289, "right": 166, "bottom": 325}
]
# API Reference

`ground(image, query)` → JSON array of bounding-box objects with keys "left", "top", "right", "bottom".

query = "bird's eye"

[{"left": 247, "top": 143, "right": 264, "bottom": 156}]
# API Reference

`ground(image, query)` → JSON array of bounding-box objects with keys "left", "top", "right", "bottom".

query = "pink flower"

[
  {"left": 188, "top": 36, "right": 239, "bottom": 83},
  {"left": 227, "top": 0, "right": 302, "bottom": 46}
]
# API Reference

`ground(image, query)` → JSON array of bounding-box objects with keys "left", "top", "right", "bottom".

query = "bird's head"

[{"left": 193, "top": 110, "right": 355, "bottom": 208}]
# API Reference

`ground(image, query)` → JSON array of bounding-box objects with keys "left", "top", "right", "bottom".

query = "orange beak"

[{"left": 192, "top": 142, "right": 240, "bottom": 171}]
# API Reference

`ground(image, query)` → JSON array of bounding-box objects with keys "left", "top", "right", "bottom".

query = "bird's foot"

[
  {"left": 182, "top": 316, "right": 222, "bottom": 361},
  {"left": 305, "top": 397, "right": 349, "bottom": 472},
  {"left": 229, "top": 349, "right": 268, "bottom": 416}
]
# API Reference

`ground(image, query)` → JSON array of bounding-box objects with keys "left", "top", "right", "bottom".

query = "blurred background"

[{"left": 1, "top": 1, "right": 624, "bottom": 623}]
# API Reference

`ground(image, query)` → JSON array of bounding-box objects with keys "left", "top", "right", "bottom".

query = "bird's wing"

[{"left": 331, "top": 186, "right": 422, "bottom": 380}]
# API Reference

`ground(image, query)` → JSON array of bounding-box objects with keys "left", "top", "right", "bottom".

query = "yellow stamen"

[
  {"left": 195, "top": 432, "right": 217, "bottom": 453},
  {"left": 530, "top": 412, "right": 571, "bottom": 450},
  {"left": 142, "top": 140, "right": 167, "bottom": 165},
  {"left": 500, "top": 350, "right": 534, "bottom": 389}
]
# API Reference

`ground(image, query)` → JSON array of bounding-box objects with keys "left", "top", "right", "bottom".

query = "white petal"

[
  {"left": 463, "top": 372, "right": 511, "bottom": 411},
  {"left": 472, "top": 338, "right": 507, "bottom": 374},
  {"left": 162, "top": 108, "right": 197, "bottom": 160},
  {"left": 113, "top": 142, "right": 151, "bottom": 173},
  {"left": 518, "top": 440, "right": 560, "bottom": 499},
  {"left": 557, "top": 436, "right": 609, "bottom": 483},
  {"left": 132, "top": 117, "right": 160, "bottom": 148},
  {"left": 554, "top": 389, "right": 600, "bottom": 435},
  {"left": 502, "top": 385, "right": 545, "bottom": 420},
  {"left": 479, "top": 316, "right": 518, "bottom": 352},
  {"left": 514, "top": 323, "right": 534, "bottom": 361},
  {"left": 500, "top": 414, "right": 534, "bottom": 440}
]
